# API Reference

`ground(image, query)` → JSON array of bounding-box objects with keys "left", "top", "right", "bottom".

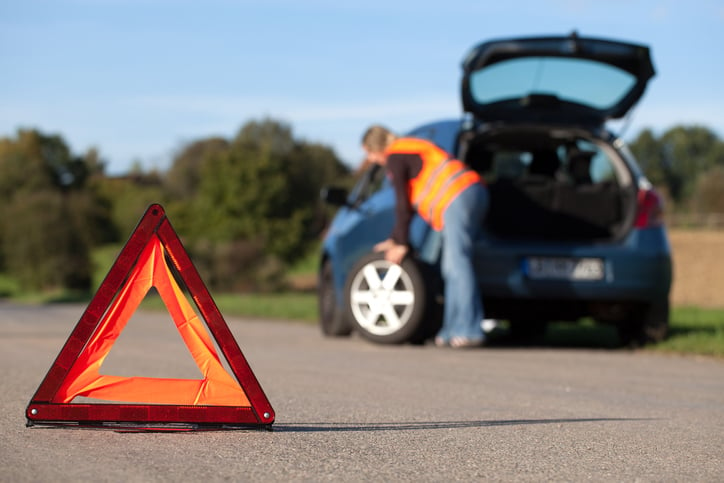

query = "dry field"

[{"left": 669, "top": 229, "right": 724, "bottom": 308}]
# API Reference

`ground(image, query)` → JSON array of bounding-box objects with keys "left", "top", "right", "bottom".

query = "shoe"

[{"left": 449, "top": 336, "right": 484, "bottom": 349}]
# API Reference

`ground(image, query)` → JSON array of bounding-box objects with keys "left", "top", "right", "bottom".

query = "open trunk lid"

[{"left": 461, "top": 32, "right": 655, "bottom": 126}]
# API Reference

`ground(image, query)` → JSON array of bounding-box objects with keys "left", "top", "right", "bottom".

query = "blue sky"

[{"left": 2, "top": 0, "right": 723, "bottom": 174}]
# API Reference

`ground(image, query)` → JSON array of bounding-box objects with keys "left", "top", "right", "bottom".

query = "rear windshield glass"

[{"left": 469, "top": 57, "right": 637, "bottom": 110}]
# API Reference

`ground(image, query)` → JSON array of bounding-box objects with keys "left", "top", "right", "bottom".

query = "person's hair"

[{"left": 361, "top": 125, "right": 396, "bottom": 153}]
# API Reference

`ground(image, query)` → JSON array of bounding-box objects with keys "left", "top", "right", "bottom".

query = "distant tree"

[
  {"left": 164, "top": 137, "right": 229, "bottom": 199},
  {"left": 93, "top": 170, "right": 165, "bottom": 240},
  {"left": 0, "top": 130, "right": 57, "bottom": 197},
  {"left": 629, "top": 128, "right": 667, "bottom": 187},
  {"left": 690, "top": 166, "right": 724, "bottom": 214},
  {"left": 190, "top": 120, "right": 307, "bottom": 261},
  {"left": 163, "top": 138, "right": 230, "bottom": 237},
  {"left": 660, "top": 126, "right": 722, "bottom": 200},
  {"left": 4, "top": 191, "right": 92, "bottom": 290},
  {"left": 166, "top": 118, "right": 351, "bottom": 290},
  {"left": 629, "top": 125, "right": 724, "bottom": 208},
  {"left": 79, "top": 148, "right": 120, "bottom": 246},
  {"left": 234, "top": 118, "right": 295, "bottom": 156},
  {"left": 0, "top": 129, "right": 111, "bottom": 291}
]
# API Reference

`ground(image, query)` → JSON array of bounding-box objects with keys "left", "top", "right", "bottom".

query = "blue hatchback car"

[{"left": 318, "top": 33, "right": 672, "bottom": 346}]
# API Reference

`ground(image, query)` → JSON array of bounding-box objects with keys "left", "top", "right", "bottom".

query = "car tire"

[
  {"left": 617, "top": 299, "right": 669, "bottom": 347},
  {"left": 318, "top": 260, "right": 353, "bottom": 337},
  {"left": 344, "top": 252, "right": 429, "bottom": 344}
]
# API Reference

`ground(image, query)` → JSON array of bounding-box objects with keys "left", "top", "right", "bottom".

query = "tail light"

[{"left": 634, "top": 188, "right": 665, "bottom": 228}]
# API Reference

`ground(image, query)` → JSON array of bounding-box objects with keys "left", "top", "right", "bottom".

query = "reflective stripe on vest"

[{"left": 385, "top": 138, "right": 482, "bottom": 231}]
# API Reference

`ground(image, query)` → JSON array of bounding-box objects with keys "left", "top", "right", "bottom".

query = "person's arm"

[
  {"left": 388, "top": 152, "right": 416, "bottom": 247},
  {"left": 374, "top": 152, "right": 422, "bottom": 264}
]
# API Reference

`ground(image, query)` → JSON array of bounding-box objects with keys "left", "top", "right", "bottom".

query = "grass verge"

[
  {"left": 487, "top": 306, "right": 724, "bottom": 358},
  {"left": 649, "top": 306, "right": 724, "bottom": 358},
  {"left": 138, "top": 291, "right": 319, "bottom": 323}
]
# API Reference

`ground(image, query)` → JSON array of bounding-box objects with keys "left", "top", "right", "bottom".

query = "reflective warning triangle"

[{"left": 26, "top": 204, "right": 274, "bottom": 430}]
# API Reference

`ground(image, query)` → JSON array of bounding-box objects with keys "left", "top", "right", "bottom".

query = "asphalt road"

[{"left": 1, "top": 302, "right": 723, "bottom": 481}]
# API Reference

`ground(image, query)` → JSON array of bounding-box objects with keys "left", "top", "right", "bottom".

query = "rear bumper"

[{"left": 474, "top": 227, "right": 672, "bottom": 305}]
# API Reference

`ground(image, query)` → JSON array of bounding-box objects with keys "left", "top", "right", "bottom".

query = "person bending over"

[{"left": 361, "top": 125, "right": 489, "bottom": 348}]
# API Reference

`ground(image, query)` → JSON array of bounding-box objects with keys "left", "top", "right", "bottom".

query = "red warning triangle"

[{"left": 26, "top": 204, "right": 274, "bottom": 430}]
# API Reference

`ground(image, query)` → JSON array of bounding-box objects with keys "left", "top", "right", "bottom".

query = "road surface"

[{"left": 1, "top": 302, "right": 722, "bottom": 481}]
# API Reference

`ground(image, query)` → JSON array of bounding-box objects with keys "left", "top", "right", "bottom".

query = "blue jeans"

[{"left": 437, "top": 182, "right": 488, "bottom": 342}]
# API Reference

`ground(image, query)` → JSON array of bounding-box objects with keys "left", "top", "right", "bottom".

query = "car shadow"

[
  {"left": 666, "top": 325, "right": 718, "bottom": 337},
  {"left": 483, "top": 322, "right": 623, "bottom": 349},
  {"left": 273, "top": 417, "right": 654, "bottom": 433}
]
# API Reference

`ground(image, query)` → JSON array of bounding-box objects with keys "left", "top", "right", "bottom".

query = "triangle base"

[{"left": 26, "top": 403, "right": 272, "bottom": 431}]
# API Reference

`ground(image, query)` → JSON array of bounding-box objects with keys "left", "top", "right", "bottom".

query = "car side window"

[
  {"left": 563, "top": 141, "right": 617, "bottom": 186},
  {"left": 589, "top": 151, "right": 616, "bottom": 184},
  {"left": 484, "top": 150, "right": 528, "bottom": 181},
  {"left": 348, "top": 164, "right": 389, "bottom": 207}
]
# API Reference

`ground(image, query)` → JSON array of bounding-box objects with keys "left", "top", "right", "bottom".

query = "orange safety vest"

[{"left": 385, "top": 138, "right": 482, "bottom": 231}]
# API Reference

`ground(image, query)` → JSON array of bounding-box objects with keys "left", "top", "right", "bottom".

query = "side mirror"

[{"left": 321, "top": 186, "right": 349, "bottom": 207}]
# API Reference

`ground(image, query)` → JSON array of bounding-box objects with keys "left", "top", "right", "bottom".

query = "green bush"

[
  {"left": 3, "top": 191, "right": 91, "bottom": 291},
  {"left": 162, "top": 118, "right": 351, "bottom": 291},
  {"left": 185, "top": 238, "right": 286, "bottom": 293},
  {"left": 0, "top": 129, "right": 117, "bottom": 293}
]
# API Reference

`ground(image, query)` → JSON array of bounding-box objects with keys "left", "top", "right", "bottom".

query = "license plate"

[{"left": 525, "top": 257, "right": 605, "bottom": 281}]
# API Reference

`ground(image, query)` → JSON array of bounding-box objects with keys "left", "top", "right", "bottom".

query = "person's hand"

[
  {"left": 374, "top": 239, "right": 408, "bottom": 265},
  {"left": 384, "top": 243, "right": 408, "bottom": 265},
  {"left": 374, "top": 238, "right": 395, "bottom": 252}
]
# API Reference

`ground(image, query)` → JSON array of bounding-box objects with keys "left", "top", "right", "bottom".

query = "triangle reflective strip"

[{"left": 26, "top": 204, "right": 274, "bottom": 429}]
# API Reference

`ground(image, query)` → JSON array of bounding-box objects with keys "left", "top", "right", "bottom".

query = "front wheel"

[{"left": 344, "top": 252, "right": 430, "bottom": 344}]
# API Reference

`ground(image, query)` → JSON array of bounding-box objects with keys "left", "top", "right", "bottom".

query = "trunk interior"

[{"left": 462, "top": 127, "right": 637, "bottom": 241}]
